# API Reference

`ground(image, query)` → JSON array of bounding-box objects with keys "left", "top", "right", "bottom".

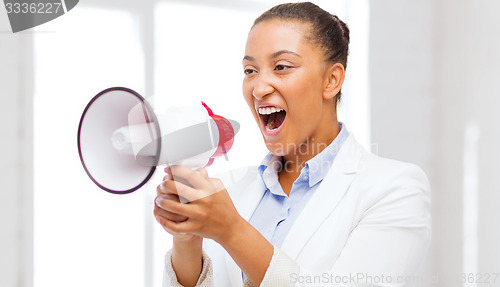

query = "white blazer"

[{"left": 164, "top": 134, "right": 431, "bottom": 286}]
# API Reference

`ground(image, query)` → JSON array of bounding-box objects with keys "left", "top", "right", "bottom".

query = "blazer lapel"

[
  {"left": 224, "top": 166, "right": 267, "bottom": 220},
  {"left": 281, "top": 134, "right": 364, "bottom": 260}
]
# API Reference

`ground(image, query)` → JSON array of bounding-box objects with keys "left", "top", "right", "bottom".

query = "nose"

[{"left": 251, "top": 74, "right": 275, "bottom": 100}]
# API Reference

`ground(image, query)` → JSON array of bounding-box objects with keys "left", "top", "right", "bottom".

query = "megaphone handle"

[
  {"left": 169, "top": 169, "right": 194, "bottom": 203},
  {"left": 179, "top": 196, "right": 190, "bottom": 204},
  {"left": 222, "top": 145, "right": 229, "bottom": 161}
]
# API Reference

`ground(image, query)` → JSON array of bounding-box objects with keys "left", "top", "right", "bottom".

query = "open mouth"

[{"left": 258, "top": 106, "right": 286, "bottom": 134}]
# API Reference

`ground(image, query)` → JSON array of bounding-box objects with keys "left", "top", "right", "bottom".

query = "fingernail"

[
  {"left": 155, "top": 216, "right": 162, "bottom": 223},
  {"left": 158, "top": 185, "right": 167, "bottom": 195},
  {"left": 155, "top": 197, "right": 162, "bottom": 207}
]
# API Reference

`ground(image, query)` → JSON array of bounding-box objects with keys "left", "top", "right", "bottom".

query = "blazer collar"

[{"left": 225, "top": 167, "right": 266, "bottom": 221}]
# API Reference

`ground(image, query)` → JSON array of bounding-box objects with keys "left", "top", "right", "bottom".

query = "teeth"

[{"left": 258, "top": 107, "right": 283, "bottom": 115}]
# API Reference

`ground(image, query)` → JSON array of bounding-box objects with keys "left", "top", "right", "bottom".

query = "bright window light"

[{"left": 34, "top": 7, "right": 146, "bottom": 287}]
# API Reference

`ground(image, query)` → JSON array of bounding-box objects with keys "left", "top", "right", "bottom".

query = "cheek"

[
  {"left": 286, "top": 78, "right": 322, "bottom": 115},
  {"left": 284, "top": 78, "right": 324, "bottom": 133}
]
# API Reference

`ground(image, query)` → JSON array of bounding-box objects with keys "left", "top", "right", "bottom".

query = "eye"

[
  {"left": 275, "top": 64, "right": 290, "bottom": 71},
  {"left": 244, "top": 68, "right": 256, "bottom": 75}
]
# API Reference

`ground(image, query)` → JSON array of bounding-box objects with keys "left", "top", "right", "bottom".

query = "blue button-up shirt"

[
  {"left": 249, "top": 123, "right": 348, "bottom": 247},
  {"left": 242, "top": 123, "right": 348, "bottom": 280}
]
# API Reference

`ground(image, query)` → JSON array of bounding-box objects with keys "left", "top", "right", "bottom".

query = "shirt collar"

[
  {"left": 258, "top": 122, "right": 349, "bottom": 189},
  {"left": 258, "top": 154, "right": 283, "bottom": 194}
]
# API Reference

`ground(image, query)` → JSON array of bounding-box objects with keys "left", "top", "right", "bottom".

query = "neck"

[{"left": 281, "top": 119, "right": 340, "bottom": 176}]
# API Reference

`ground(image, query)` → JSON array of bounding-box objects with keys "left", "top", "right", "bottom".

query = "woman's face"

[{"left": 242, "top": 19, "right": 336, "bottom": 157}]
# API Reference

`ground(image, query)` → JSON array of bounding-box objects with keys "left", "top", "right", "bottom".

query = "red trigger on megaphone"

[{"left": 201, "top": 101, "right": 235, "bottom": 166}]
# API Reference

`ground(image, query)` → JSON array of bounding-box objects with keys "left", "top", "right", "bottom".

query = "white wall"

[
  {"left": 440, "top": 0, "right": 500, "bottom": 280},
  {"left": 0, "top": 17, "right": 33, "bottom": 287},
  {"left": 370, "top": 0, "right": 500, "bottom": 286}
]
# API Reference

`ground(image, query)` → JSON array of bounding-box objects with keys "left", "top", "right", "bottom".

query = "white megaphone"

[{"left": 77, "top": 87, "right": 240, "bottom": 194}]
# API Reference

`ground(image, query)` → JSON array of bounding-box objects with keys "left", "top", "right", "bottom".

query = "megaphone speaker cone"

[{"left": 77, "top": 87, "right": 160, "bottom": 194}]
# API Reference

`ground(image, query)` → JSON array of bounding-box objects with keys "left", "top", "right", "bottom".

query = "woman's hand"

[
  {"left": 154, "top": 172, "right": 201, "bottom": 243},
  {"left": 155, "top": 166, "right": 245, "bottom": 245},
  {"left": 155, "top": 166, "right": 274, "bottom": 286}
]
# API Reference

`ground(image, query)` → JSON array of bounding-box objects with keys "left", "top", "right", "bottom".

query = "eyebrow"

[
  {"left": 242, "top": 50, "right": 301, "bottom": 62},
  {"left": 243, "top": 55, "right": 255, "bottom": 62},
  {"left": 270, "top": 50, "right": 301, "bottom": 59}
]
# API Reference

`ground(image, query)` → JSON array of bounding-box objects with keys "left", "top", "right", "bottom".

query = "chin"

[{"left": 263, "top": 139, "right": 291, "bottom": 157}]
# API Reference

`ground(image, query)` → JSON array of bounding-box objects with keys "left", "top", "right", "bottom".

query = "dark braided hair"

[{"left": 252, "top": 2, "right": 350, "bottom": 102}]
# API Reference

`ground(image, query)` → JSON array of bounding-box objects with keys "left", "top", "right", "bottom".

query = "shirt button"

[{"left": 303, "top": 176, "right": 309, "bottom": 181}]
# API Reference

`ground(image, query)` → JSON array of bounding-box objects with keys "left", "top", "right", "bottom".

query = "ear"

[{"left": 322, "top": 63, "right": 345, "bottom": 101}]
